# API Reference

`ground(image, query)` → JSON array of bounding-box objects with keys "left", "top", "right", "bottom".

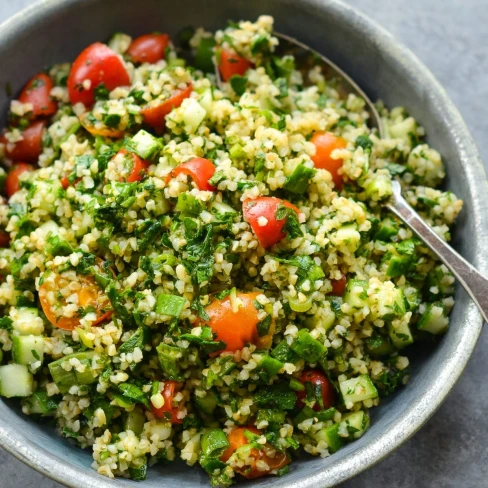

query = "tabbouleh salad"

[{"left": 0, "top": 15, "right": 462, "bottom": 485}]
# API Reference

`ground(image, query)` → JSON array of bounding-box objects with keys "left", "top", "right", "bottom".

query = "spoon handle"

[{"left": 387, "top": 182, "right": 488, "bottom": 324}]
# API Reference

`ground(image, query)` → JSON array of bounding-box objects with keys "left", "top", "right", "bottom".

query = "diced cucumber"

[
  {"left": 386, "top": 255, "right": 411, "bottom": 278},
  {"left": 175, "top": 193, "right": 202, "bottom": 216},
  {"left": 365, "top": 335, "right": 394, "bottom": 357},
  {"left": 364, "top": 174, "right": 392, "bottom": 201},
  {"left": 370, "top": 285, "right": 406, "bottom": 321},
  {"left": 417, "top": 302, "right": 449, "bottom": 335},
  {"left": 330, "top": 225, "right": 361, "bottom": 253},
  {"left": 210, "top": 201, "right": 237, "bottom": 216},
  {"left": 283, "top": 162, "right": 316, "bottom": 194},
  {"left": 12, "top": 335, "right": 44, "bottom": 367},
  {"left": 48, "top": 351, "right": 98, "bottom": 393},
  {"left": 388, "top": 320, "right": 414, "bottom": 348},
  {"left": 339, "top": 375, "right": 378, "bottom": 405},
  {"left": 403, "top": 285, "right": 419, "bottom": 312},
  {"left": 343, "top": 280, "right": 368, "bottom": 309},
  {"left": 314, "top": 423, "right": 345, "bottom": 453},
  {"left": 374, "top": 217, "right": 398, "bottom": 242},
  {"left": 129, "top": 130, "right": 162, "bottom": 161},
  {"left": 108, "top": 32, "right": 132, "bottom": 54},
  {"left": 125, "top": 405, "right": 146, "bottom": 436},
  {"left": 182, "top": 99, "right": 206, "bottom": 134},
  {"left": 341, "top": 410, "right": 370, "bottom": 439},
  {"left": 195, "top": 390, "right": 218, "bottom": 415},
  {"left": 198, "top": 88, "right": 214, "bottom": 112},
  {"left": 0, "top": 364, "right": 34, "bottom": 398},
  {"left": 11, "top": 307, "right": 44, "bottom": 336}
]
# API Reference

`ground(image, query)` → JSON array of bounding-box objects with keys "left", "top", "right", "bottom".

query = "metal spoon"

[
  {"left": 214, "top": 31, "right": 385, "bottom": 137},
  {"left": 387, "top": 180, "right": 488, "bottom": 323},
  {"left": 214, "top": 34, "right": 488, "bottom": 322}
]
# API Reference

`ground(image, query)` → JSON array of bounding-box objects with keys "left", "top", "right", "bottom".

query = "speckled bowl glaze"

[{"left": 0, "top": 0, "right": 486, "bottom": 486}]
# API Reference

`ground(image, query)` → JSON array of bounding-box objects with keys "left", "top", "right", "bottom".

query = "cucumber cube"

[
  {"left": 124, "top": 405, "right": 146, "bottom": 435},
  {"left": 343, "top": 279, "right": 368, "bottom": 309},
  {"left": 388, "top": 320, "right": 414, "bottom": 348},
  {"left": 314, "top": 423, "right": 345, "bottom": 453},
  {"left": 129, "top": 130, "right": 162, "bottom": 161},
  {"left": 330, "top": 225, "right": 361, "bottom": 253},
  {"left": 339, "top": 375, "right": 378, "bottom": 405},
  {"left": 417, "top": 302, "right": 449, "bottom": 335},
  {"left": 11, "top": 307, "right": 44, "bottom": 336},
  {"left": 0, "top": 364, "right": 34, "bottom": 398},
  {"left": 340, "top": 410, "right": 370, "bottom": 439},
  {"left": 12, "top": 335, "right": 44, "bottom": 367}
]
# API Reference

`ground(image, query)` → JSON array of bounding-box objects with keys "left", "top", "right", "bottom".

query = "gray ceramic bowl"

[{"left": 0, "top": 0, "right": 486, "bottom": 486}]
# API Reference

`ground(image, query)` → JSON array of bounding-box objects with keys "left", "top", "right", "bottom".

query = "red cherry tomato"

[
  {"left": 0, "top": 230, "right": 10, "bottom": 248},
  {"left": 18, "top": 73, "right": 57, "bottom": 119},
  {"left": 111, "top": 149, "right": 150, "bottom": 183},
  {"left": 296, "top": 369, "right": 336, "bottom": 411},
  {"left": 166, "top": 157, "right": 216, "bottom": 191},
  {"left": 151, "top": 380, "right": 184, "bottom": 424},
  {"left": 243, "top": 197, "right": 302, "bottom": 249},
  {"left": 221, "top": 426, "right": 289, "bottom": 479},
  {"left": 5, "top": 163, "right": 34, "bottom": 198},
  {"left": 330, "top": 274, "right": 347, "bottom": 296},
  {"left": 219, "top": 49, "right": 253, "bottom": 82},
  {"left": 141, "top": 84, "right": 193, "bottom": 132},
  {"left": 127, "top": 33, "right": 170, "bottom": 64},
  {"left": 1, "top": 120, "right": 45, "bottom": 163},
  {"left": 67, "top": 42, "right": 130, "bottom": 107},
  {"left": 311, "top": 131, "right": 347, "bottom": 189}
]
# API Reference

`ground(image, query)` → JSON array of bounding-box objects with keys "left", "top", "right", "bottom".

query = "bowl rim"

[{"left": 0, "top": 0, "right": 486, "bottom": 487}]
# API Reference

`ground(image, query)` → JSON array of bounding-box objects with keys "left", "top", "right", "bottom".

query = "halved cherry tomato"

[
  {"left": 243, "top": 197, "right": 302, "bottom": 249},
  {"left": 166, "top": 157, "right": 216, "bottom": 191},
  {"left": 201, "top": 291, "right": 273, "bottom": 353},
  {"left": 39, "top": 264, "right": 112, "bottom": 330},
  {"left": 18, "top": 73, "right": 57, "bottom": 119},
  {"left": 219, "top": 49, "right": 253, "bottom": 82},
  {"left": 296, "top": 369, "right": 336, "bottom": 411},
  {"left": 5, "top": 162, "right": 34, "bottom": 198},
  {"left": 0, "top": 230, "right": 10, "bottom": 248},
  {"left": 1, "top": 120, "right": 45, "bottom": 163},
  {"left": 67, "top": 42, "right": 130, "bottom": 107},
  {"left": 141, "top": 84, "right": 193, "bottom": 132},
  {"left": 221, "top": 427, "right": 289, "bottom": 479},
  {"left": 151, "top": 380, "right": 184, "bottom": 424},
  {"left": 127, "top": 33, "right": 170, "bottom": 64},
  {"left": 330, "top": 274, "right": 347, "bottom": 296},
  {"left": 311, "top": 131, "right": 347, "bottom": 189},
  {"left": 110, "top": 148, "right": 150, "bottom": 183}
]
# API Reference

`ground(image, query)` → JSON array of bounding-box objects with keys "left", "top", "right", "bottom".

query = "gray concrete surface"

[{"left": 0, "top": 0, "right": 487, "bottom": 486}]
